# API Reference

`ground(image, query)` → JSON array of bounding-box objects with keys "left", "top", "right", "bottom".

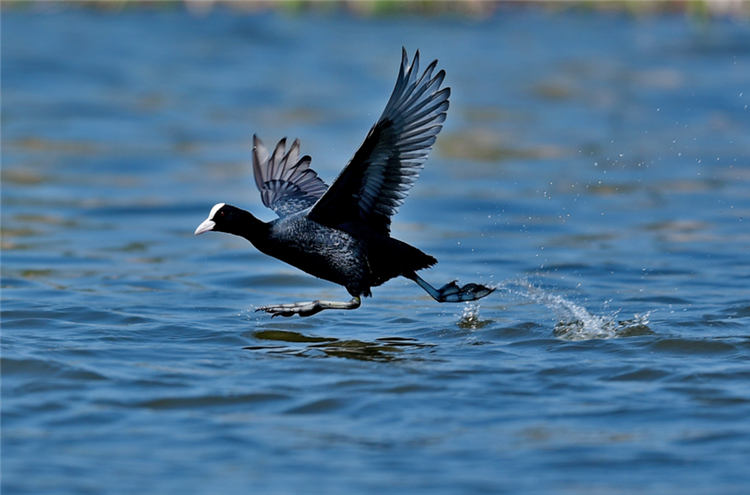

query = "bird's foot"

[
  {"left": 435, "top": 280, "right": 495, "bottom": 302},
  {"left": 409, "top": 273, "right": 494, "bottom": 303},
  {"left": 256, "top": 297, "right": 361, "bottom": 318},
  {"left": 257, "top": 301, "right": 324, "bottom": 317}
]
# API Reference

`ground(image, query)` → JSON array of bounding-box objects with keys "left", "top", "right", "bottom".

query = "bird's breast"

[{"left": 261, "top": 216, "right": 370, "bottom": 289}]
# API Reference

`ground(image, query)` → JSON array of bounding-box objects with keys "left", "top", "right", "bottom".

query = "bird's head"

[{"left": 195, "top": 203, "right": 245, "bottom": 235}]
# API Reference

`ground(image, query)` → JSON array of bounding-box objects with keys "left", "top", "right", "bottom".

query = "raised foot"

[
  {"left": 435, "top": 281, "right": 495, "bottom": 303},
  {"left": 256, "top": 297, "right": 361, "bottom": 318},
  {"left": 409, "top": 273, "right": 495, "bottom": 303}
]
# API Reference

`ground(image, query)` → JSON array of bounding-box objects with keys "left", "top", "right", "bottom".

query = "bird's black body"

[
  {"left": 196, "top": 49, "right": 493, "bottom": 317},
  {"left": 207, "top": 205, "right": 436, "bottom": 299}
]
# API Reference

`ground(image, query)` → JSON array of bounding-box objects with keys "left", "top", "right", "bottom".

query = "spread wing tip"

[
  {"left": 252, "top": 135, "right": 329, "bottom": 217},
  {"left": 309, "top": 48, "right": 450, "bottom": 234}
]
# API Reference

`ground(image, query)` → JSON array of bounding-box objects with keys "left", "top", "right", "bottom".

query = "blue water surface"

[{"left": 2, "top": 5, "right": 750, "bottom": 495}]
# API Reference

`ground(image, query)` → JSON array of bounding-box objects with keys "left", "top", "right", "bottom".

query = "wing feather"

[
  {"left": 309, "top": 48, "right": 450, "bottom": 234},
  {"left": 252, "top": 135, "right": 328, "bottom": 218}
]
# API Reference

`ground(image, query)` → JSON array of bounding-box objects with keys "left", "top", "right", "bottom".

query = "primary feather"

[{"left": 308, "top": 48, "right": 450, "bottom": 234}]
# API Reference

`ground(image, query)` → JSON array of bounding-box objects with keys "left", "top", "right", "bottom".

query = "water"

[{"left": 2, "top": 6, "right": 749, "bottom": 494}]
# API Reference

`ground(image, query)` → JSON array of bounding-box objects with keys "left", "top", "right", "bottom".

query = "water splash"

[
  {"left": 457, "top": 302, "right": 493, "bottom": 330},
  {"left": 496, "top": 279, "right": 652, "bottom": 341}
]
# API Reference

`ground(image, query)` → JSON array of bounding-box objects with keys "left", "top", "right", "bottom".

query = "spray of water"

[
  {"left": 456, "top": 301, "right": 493, "bottom": 330},
  {"left": 494, "top": 279, "right": 652, "bottom": 341}
]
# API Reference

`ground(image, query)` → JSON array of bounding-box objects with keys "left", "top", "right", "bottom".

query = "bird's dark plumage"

[
  {"left": 309, "top": 50, "right": 449, "bottom": 235},
  {"left": 196, "top": 49, "right": 494, "bottom": 317},
  {"left": 252, "top": 136, "right": 328, "bottom": 217}
]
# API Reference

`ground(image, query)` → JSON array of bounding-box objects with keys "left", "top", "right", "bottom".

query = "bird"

[{"left": 195, "top": 48, "right": 494, "bottom": 317}]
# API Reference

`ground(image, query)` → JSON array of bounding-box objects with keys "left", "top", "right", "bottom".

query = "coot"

[{"left": 196, "top": 49, "right": 494, "bottom": 317}]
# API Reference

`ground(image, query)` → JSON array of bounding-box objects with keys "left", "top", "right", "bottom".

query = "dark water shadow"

[{"left": 245, "top": 330, "right": 436, "bottom": 362}]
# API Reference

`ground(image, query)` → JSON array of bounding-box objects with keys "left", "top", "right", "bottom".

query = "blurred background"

[{"left": 3, "top": 2, "right": 749, "bottom": 495}]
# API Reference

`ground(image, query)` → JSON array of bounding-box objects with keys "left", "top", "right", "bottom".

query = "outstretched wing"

[
  {"left": 253, "top": 134, "right": 329, "bottom": 218},
  {"left": 308, "top": 48, "right": 450, "bottom": 234}
]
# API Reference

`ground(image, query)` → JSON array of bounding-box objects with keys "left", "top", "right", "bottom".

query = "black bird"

[{"left": 196, "top": 49, "right": 494, "bottom": 317}]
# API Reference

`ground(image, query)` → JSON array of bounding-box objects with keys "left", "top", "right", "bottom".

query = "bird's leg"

[
  {"left": 257, "top": 296, "right": 361, "bottom": 318},
  {"left": 408, "top": 273, "right": 494, "bottom": 303}
]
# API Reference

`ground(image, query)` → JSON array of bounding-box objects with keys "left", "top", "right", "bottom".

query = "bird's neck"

[{"left": 231, "top": 210, "right": 271, "bottom": 246}]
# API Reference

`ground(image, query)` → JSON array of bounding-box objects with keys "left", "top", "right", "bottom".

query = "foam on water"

[{"left": 496, "top": 279, "right": 652, "bottom": 341}]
